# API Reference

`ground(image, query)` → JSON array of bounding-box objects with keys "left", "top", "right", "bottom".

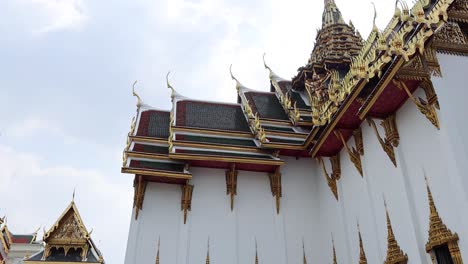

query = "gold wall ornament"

[
  {"left": 424, "top": 177, "right": 463, "bottom": 263},
  {"left": 424, "top": 44, "right": 442, "bottom": 77},
  {"left": 206, "top": 238, "right": 210, "bottom": 264},
  {"left": 353, "top": 127, "right": 364, "bottom": 156},
  {"left": 335, "top": 130, "right": 363, "bottom": 176},
  {"left": 155, "top": 237, "right": 160, "bottom": 264},
  {"left": 367, "top": 118, "right": 397, "bottom": 167},
  {"left": 318, "top": 156, "right": 340, "bottom": 201},
  {"left": 393, "top": 79, "right": 440, "bottom": 129},
  {"left": 383, "top": 200, "right": 408, "bottom": 264},
  {"left": 303, "top": 240, "right": 308, "bottom": 264},
  {"left": 332, "top": 236, "right": 338, "bottom": 264},
  {"left": 181, "top": 184, "right": 193, "bottom": 224},
  {"left": 134, "top": 176, "right": 148, "bottom": 220},
  {"left": 357, "top": 223, "right": 368, "bottom": 264},
  {"left": 433, "top": 21, "right": 468, "bottom": 55},
  {"left": 255, "top": 239, "right": 259, "bottom": 264},
  {"left": 225, "top": 164, "right": 238, "bottom": 211},
  {"left": 420, "top": 80, "right": 440, "bottom": 110},
  {"left": 269, "top": 167, "right": 282, "bottom": 214},
  {"left": 382, "top": 115, "right": 400, "bottom": 148}
]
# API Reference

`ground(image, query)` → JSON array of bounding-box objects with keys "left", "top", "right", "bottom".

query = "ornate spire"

[
  {"left": 383, "top": 200, "right": 408, "bottom": 264},
  {"left": 322, "top": 0, "right": 345, "bottom": 27},
  {"left": 424, "top": 177, "right": 461, "bottom": 262},
  {"left": 357, "top": 223, "right": 367, "bottom": 264},
  {"left": 155, "top": 237, "right": 160, "bottom": 264}
]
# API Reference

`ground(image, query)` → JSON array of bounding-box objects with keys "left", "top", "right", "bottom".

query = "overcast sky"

[{"left": 0, "top": 0, "right": 398, "bottom": 263}]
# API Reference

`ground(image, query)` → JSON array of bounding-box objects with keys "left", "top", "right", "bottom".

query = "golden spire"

[
  {"left": 394, "top": 0, "right": 401, "bottom": 18},
  {"left": 155, "top": 237, "right": 160, "bottom": 264},
  {"left": 357, "top": 223, "right": 367, "bottom": 264},
  {"left": 424, "top": 176, "right": 460, "bottom": 258},
  {"left": 383, "top": 199, "right": 408, "bottom": 264},
  {"left": 206, "top": 238, "right": 210, "bottom": 264},
  {"left": 132, "top": 80, "right": 143, "bottom": 108}
]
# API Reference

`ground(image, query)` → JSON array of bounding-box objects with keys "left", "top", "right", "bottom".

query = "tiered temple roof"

[
  {"left": 122, "top": 0, "right": 466, "bottom": 205},
  {"left": 24, "top": 200, "right": 104, "bottom": 263}
]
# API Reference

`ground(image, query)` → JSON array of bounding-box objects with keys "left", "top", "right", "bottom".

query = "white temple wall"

[{"left": 125, "top": 55, "right": 468, "bottom": 264}]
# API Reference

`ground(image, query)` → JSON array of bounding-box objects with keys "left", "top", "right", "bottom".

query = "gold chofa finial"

[
  {"left": 372, "top": 2, "right": 378, "bottom": 31},
  {"left": 132, "top": 80, "right": 142, "bottom": 108},
  {"left": 230, "top": 64, "right": 242, "bottom": 91},
  {"left": 263, "top": 53, "right": 274, "bottom": 80},
  {"left": 394, "top": 0, "right": 402, "bottom": 17},
  {"left": 166, "top": 72, "right": 176, "bottom": 100},
  {"left": 72, "top": 188, "right": 76, "bottom": 202}
]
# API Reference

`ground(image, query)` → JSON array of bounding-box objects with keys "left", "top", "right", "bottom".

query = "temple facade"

[
  {"left": 122, "top": 0, "right": 468, "bottom": 263},
  {"left": 23, "top": 200, "right": 105, "bottom": 264}
]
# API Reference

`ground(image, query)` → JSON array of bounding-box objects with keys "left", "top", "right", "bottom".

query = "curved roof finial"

[
  {"left": 263, "top": 53, "right": 275, "bottom": 80},
  {"left": 230, "top": 64, "right": 242, "bottom": 91},
  {"left": 72, "top": 187, "right": 76, "bottom": 202},
  {"left": 166, "top": 71, "right": 176, "bottom": 100},
  {"left": 132, "top": 80, "right": 142, "bottom": 108},
  {"left": 372, "top": 2, "right": 378, "bottom": 31}
]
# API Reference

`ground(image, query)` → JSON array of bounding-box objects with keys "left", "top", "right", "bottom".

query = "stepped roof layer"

[{"left": 121, "top": 0, "right": 465, "bottom": 182}]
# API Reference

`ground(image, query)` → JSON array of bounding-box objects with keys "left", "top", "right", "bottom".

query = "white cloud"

[
  {"left": 10, "top": 0, "right": 88, "bottom": 35},
  {"left": 6, "top": 116, "right": 62, "bottom": 138}
]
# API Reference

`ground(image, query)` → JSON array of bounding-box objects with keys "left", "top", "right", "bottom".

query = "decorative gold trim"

[
  {"left": 181, "top": 184, "right": 193, "bottom": 224},
  {"left": 383, "top": 200, "right": 408, "bottom": 264},
  {"left": 171, "top": 126, "right": 254, "bottom": 139},
  {"left": 134, "top": 176, "right": 147, "bottom": 220},
  {"left": 393, "top": 79, "right": 440, "bottom": 129},
  {"left": 126, "top": 151, "right": 171, "bottom": 161},
  {"left": 173, "top": 140, "right": 263, "bottom": 154},
  {"left": 335, "top": 130, "right": 363, "bottom": 176},
  {"left": 433, "top": 21, "right": 468, "bottom": 56},
  {"left": 130, "top": 136, "right": 168, "bottom": 145},
  {"left": 226, "top": 164, "right": 238, "bottom": 211},
  {"left": 319, "top": 156, "right": 340, "bottom": 201},
  {"left": 269, "top": 167, "right": 282, "bottom": 214},
  {"left": 420, "top": 80, "right": 440, "bottom": 110},
  {"left": 367, "top": 118, "right": 397, "bottom": 167},
  {"left": 122, "top": 168, "right": 192, "bottom": 180},
  {"left": 424, "top": 177, "right": 463, "bottom": 263},
  {"left": 169, "top": 153, "right": 284, "bottom": 166}
]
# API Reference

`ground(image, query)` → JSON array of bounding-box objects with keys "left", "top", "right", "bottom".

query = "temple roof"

[
  {"left": 24, "top": 201, "right": 104, "bottom": 263},
  {"left": 322, "top": 0, "right": 345, "bottom": 27}
]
